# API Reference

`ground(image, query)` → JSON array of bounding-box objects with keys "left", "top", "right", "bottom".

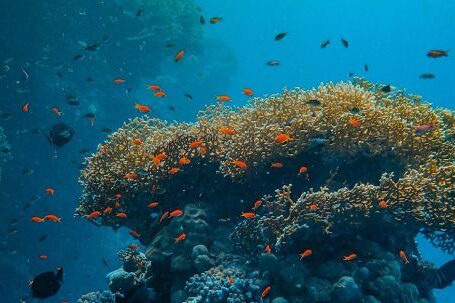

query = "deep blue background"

[{"left": 0, "top": 0, "right": 453, "bottom": 302}]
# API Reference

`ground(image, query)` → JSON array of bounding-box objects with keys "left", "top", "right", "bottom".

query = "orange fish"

[
  {"left": 132, "top": 139, "right": 143, "bottom": 145},
  {"left": 427, "top": 50, "right": 448, "bottom": 58},
  {"left": 21, "top": 103, "right": 30, "bottom": 112},
  {"left": 86, "top": 211, "right": 101, "bottom": 219},
  {"left": 270, "top": 162, "right": 283, "bottom": 168},
  {"left": 219, "top": 126, "right": 235, "bottom": 135},
  {"left": 153, "top": 152, "right": 167, "bottom": 166},
  {"left": 168, "top": 167, "right": 180, "bottom": 175},
  {"left": 343, "top": 253, "right": 357, "bottom": 261},
  {"left": 348, "top": 117, "right": 361, "bottom": 127},
  {"left": 147, "top": 202, "right": 159, "bottom": 208},
  {"left": 148, "top": 84, "right": 161, "bottom": 91},
  {"left": 135, "top": 103, "right": 151, "bottom": 113},
  {"left": 216, "top": 95, "right": 232, "bottom": 102},
  {"left": 227, "top": 277, "right": 235, "bottom": 284},
  {"left": 39, "top": 255, "right": 48, "bottom": 260},
  {"left": 275, "top": 133, "right": 292, "bottom": 143},
  {"left": 175, "top": 50, "right": 185, "bottom": 62},
  {"left": 399, "top": 250, "right": 409, "bottom": 264},
  {"left": 129, "top": 243, "right": 139, "bottom": 250},
  {"left": 114, "top": 194, "right": 122, "bottom": 199},
  {"left": 189, "top": 140, "right": 203, "bottom": 148},
  {"left": 160, "top": 211, "right": 170, "bottom": 222},
  {"left": 175, "top": 232, "right": 187, "bottom": 243},
  {"left": 242, "top": 88, "right": 254, "bottom": 96},
  {"left": 124, "top": 172, "right": 138, "bottom": 180},
  {"left": 114, "top": 201, "right": 121, "bottom": 208},
  {"left": 30, "top": 216, "right": 45, "bottom": 223},
  {"left": 116, "top": 212, "right": 127, "bottom": 218},
  {"left": 101, "top": 145, "right": 108, "bottom": 153},
  {"left": 44, "top": 214, "right": 62, "bottom": 223},
  {"left": 154, "top": 91, "right": 166, "bottom": 98},
  {"left": 51, "top": 107, "right": 63, "bottom": 116},
  {"left": 378, "top": 200, "right": 389, "bottom": 208},
  {"left": 240, "top": 212, "right": 255, "bottom": 219},
  {"left": 309, "top": 204, "right": 318, "bottom": 211},
  {"left": 113, "top": 78, "right": 126, "bottom": 84},
  {"left": 169, "top": 209, "right": 184, "bottom": 218},
  {"left": 210, "top": 17, "right": 223, "bottom": 24},
  {"left": 232, "top": 160, "right": 247, "bottom": 169},
  {"left": 45, "top": 187, "right": 55, "bottom": 196},
  {"left": 299, "top": 249, "right": 313, "bottom": 260},
  {"left": 103, "top": 207, "right": 113, "bottom": 214},
  {"left": 415, "top": 123, "right": 435, "bottom": 134},
  {"left": 178, "top": 156, "right": 191, "bottom": 165},
  {"left": 261, "top": 285, "right": 271, "bottom": 299},
  {"left": 129, "top": 230, "right": 141, "bottom": 238},
  {"left": 298, "top": 166, "right": 308, "bottom": 175},
  {"left": 198, "top": 147, "right": 207, "bottom": 156},
  {"left": 252, "top": 200, "right": 262, "bottom": 210},
  {"left": 265, "top": 244, "right": 272, "bottom": 254}
]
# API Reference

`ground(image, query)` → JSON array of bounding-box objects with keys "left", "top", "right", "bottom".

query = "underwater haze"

[{"left": 0, "top": 1, "right": 454, "bottom": 303}]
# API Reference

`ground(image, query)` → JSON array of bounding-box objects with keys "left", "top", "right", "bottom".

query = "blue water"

[{"left": 0, "top": 0, "right": 453, "bottom": 302}]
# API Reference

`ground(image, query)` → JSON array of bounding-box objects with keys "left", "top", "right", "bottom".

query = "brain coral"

[{"left": 76, "top": 80, "right": 454, "bottom": 252}]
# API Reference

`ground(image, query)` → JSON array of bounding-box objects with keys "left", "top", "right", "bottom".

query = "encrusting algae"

[{"left": 76, "top": 80, "right": 454, "bottom": 253}]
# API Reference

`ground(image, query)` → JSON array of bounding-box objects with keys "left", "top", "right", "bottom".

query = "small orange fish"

[
  {"left": 45, "top": 187, "right": 55, "bottom": 196},
  {"left": 298, "top": 166, "right": 308, "bottom": 175},
  {"left": 160, "top": 211, "right": 170, "bottom": 222},
  {"left": 114, "top": 201, "right": 121, "bottom": 208},
  {"left": 169, "top": 209, "right": 184, "bottom": 218},
  {"left": 44, "top": 214, "right": 62, "bottom": 223},
  {"left": 242, "top": 88, "right": 254, "bottom": 96},
  {"left": 427, "top": 50, "right": 448, "bottom": 58},
  {"left": 175, "top": 50, "right": 185, "bottom": 62},
  {"left": 30, "top": 216, "right": 45, "bottom": 223},
  {"left": 219, "top": 126, "right": 235, "bottom": 135},
  {"left": 299, "top": 249, "right": 313, "bottom": 260},
  {"left": 114, "top": 193, "right": 122, "bottom": 199},
  {"left": 175, "top": 232, "right": 187, "bottom": 243},
  {"left": 168, "top": 167, "right": 180, "bottom": 175},
  {"left": 154, "top": 91, "right": 166, "bottom": 98},
  {"left": 178, "top": 156, "right": 191, "bottom": 165},
  {"left": 210, "top": 17, "right": 223, "bottom": 24},
  {"left": 39, "top": 255, "right": 48, "bottom": 260},
  {"left": 129, "top": 243, "right": 139, "bottom": 250},
  {"left": 240, "top": 212, "right": 255, "bottom": 219},
  {"left": 51, "top": 107, "right": 63, "bottom": 116},
  {"left": 309, "top": 204, "right": 318, "bottom": 211},
  {"left": 348, "top": 117, "right": 361, "bottom": 127},
  {"left": 153, "top": 152, "right": 167, "bottom": 166},
  {"left": 101, "top": 145, "right": 108, "bottom": 153},
  {"left": 265, "top": 244, "right": 272, "bottom": 254},
  {"left": 227, "top": 277, "right": 235, "bottom": 284},
  {"left": 415, "top": 123, "right": 435, "bottom": 134},
  {"left": 270, "top": 162, "right": 284, "bottom": 168},
  {"left": 343, "top": 253, "right": 357, "bottom": 261},
  {"left": 198, "top": 147, "right": 207, "bottom": 156},
  {"left": 132, "top": 139, "right": 143, "bottom": 145},
  {"left": 86, "top": 211, "right": 101, "bottom": 219},
  {"left": 232, "top": 160, "right": 247, "bottom": 169},
  {"left": 103, "top": 207, "right": 113, "bottom": 214},
  {"left": 399, "top": 250, "right": 409, "bottom": 264},
  {"left": 135, "top": 103, "right": 151, "bottom": 113},
  {"left": 21, "top": 103, "right": 30, "bottom": 112},
  {"left": 261, "top": 285, "right": 271, "bottom": 299},
  {"left": 378, "top": 200, "right": 389, "bottom": 208},
  {"left": 148, "top": 84, "right": 161, "bottom": 91},
  {"left": 113, "top": 78, "right": 126, "bottom": 84},
  {"left": 147, "top": 202, "right": 159, "bottom": 208},
  {"left": 216, "top": 95, "right": 232, "bottom": 102},
  {"left": 116, "top": 212, "right": 127, "bottom": 218},
  {"left": 275, "top": 133, "right": 292, "bottom": 143},
  {"left": 189, "top": 140, "right": 203, "bottom": 148},
  {"left": 124, "top": 172, "right": 138, "bottom": 180},
  {"left": 129, "top": 230, "right": 141, "bottom": 238},
  {"left": 252, "top": 200, "right": 262, "bottom": 210}
]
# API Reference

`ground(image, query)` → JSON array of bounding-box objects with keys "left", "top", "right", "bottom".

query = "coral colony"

[{"left": 77, "top": 80, "right": 454, "bottom": 303}]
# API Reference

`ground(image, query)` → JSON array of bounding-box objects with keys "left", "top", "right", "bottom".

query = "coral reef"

[
  {"left": 0, "top": 126, "right": 11, "bottom": 183},
  {"left": 77, "top": 290, "right": 116, "bottom": 303}
]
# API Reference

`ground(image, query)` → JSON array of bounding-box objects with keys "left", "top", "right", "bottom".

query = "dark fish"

[
  {"left": 0, "top": 112, "right": 12, "bottom": 120},
  {"left": 427, "top": 50, "right": 448, "bottom": 58},
  {"left": 419, "top": 73, "right": 435, "bottom": 79},
  {"left": 8, "top": 227, "right": 17, "bottom": 234},
  {"left": 165, "top": 43, "right": 175, "bottom": 48},
  {"left": 73, "top": 54, "right": 84, "bottom": 61},
  {"left": 169, "top": 105, "right": 176, "bottom": 111},
  {"left": 381, "top": 85, "right": 392, "bottom": 93},
  {"left": 66, "top": 95, "right": 80, "bottom": 106},
  {"left": 340, "top": 38, "right": 349, "bottom": 48},
  {"left": 306, "top": 99, "right": 322, "bottom": 106},
  {"left": 100, "top": 127, "right": 112, "bottom": 133},
  {"left": 199, "top": 16, "right": 205, "bottom": 25},
  {"left": 57, "top": 72, "right": 63, "bottom": 78},
  {"left": 79, "top": 148, "right": 90, "bottom": 154},
  {"left": 22, "top": 168, "right": 34, "bottom": 176},
  {"left": 102, "top": 258, "right": 109, "bottom": 267},
  {"left": 85, "top": 44, "right": 100, "bottom": 51},
  {"left": 86, "top": 77, "right": 94, "bottom": 82},
  {"left": 38, "top": 234, "right": 48, "bottom": 242},
  {"left": 348, "top": 72, "right": 355, "bottom": 77},
  {"left": 364, "top": 64, "right": 369, "bottom": 72},
  {"left": 0, "top": 146, "right": 11, "bottom": 154},
  {"left": 184, "top": 93, "right": 193, "bottom": 100},
  {"left": 321, "top": 40, "right": 330, "bottom": 48},
  {"left": 349, "top": 107, "right": 360, "bottom": 114},
  {"left": 274, "top": 32, "right": 287, "bottom": 41},
  {"left": 136, "top": 9, "right": 143, "bottom": 17},
  {"left": 46, "top": 123, "right": 75, "bottom": 148},
  {"left": 30, "top": 267, "right": 63, "bottom": 299},
  {"left": 267, "top": 60, "right": 280, "bottom": 66},
  {"left": 433, "top": 259, "right": 455, "bottom": 289},
  {"left": 84, "top": 113, "right": 96, "bottom": 119}
]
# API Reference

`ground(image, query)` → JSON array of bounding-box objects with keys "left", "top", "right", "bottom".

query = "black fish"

[
  {"left": 199, "top": 16, "right": 206, "bottom": 25},
  {"left": 348, "top": 72, "right": 355, "bottom": 77},
  {"left": 0, "top": 112, "right": 12, "bottom": 120},
  {"left": 85, "top": 44, "right": 100, "bottom": 51},
  {"left": 66, "top": 95, "right": 79, "bottom": 106},
  {"left": 102, "top": 258, "right": 109, "bottom": 267},
  {"left": 136, "top": 9, "right": 143, "bottom": 17},
  {"left": 274, "top": 32, "right": 287, "bottom": 41},
  {"left": 321, "top": 40, "right": 330, "bottom": 48},
  {"left": 267, "top": 60, "right": 280, "bottom": 66},
  {"left": 420, "top": 73, "right": 435, "bottom": 79},
  {"left": 0, "top": 146, "right": 11, "bottom": 154},
  {"left": 22, "top": 168, "right": 34, "bottom": 176},
  {"left": 169, "top": 105, "right": 176, "bottom": 111},
  {"left": 84, "top": 113, "right": 96, "bottom": 119},
  {"left": 46, "top": 123, "right": 75, "bottom": 148},
  {"left": 364, "top": 64, "right": 369, "bottom": 72},
  {"left": 381, "top": 85, "right": 393, "bottom": 93},
  {"left": 306, "top": 99, "right": 322, "bottom": 106},
  {"left": 73, "top": 54, "right": 84, "bottom": 61},
  {"left": 341, "top": 38, "right": 349, "bottom": 48},
  {"left": 31, "top": 267, "right": 63, "bottom": 299},
  {"left": 100, "top": 127, "right": 112, "bottom": 133},
  {"left": 165, "top": 43, "right": 175, "bottom": 48},
  {"left": 86, "top": 77, "right": 94, "bottom": 82},
  {"left": 38, "top": 234, "right": 48, "bottom": 242},
  {"left": 184, "top": 93, "right": 193, "bottom": 100},
  {"left": 433, "top": 259, "right": 455, "bottom": 289},
  {"left": 79, "top": 148, "right": 90, "bottom": 154}
]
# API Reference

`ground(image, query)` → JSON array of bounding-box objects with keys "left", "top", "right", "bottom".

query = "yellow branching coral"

[{"left": 77, "top": 80, "right": 454, "bottom": 252}]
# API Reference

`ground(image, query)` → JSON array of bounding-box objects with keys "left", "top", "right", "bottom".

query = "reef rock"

[{"left": 332, "top": 276, "right": 361, "bottom": 303}]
